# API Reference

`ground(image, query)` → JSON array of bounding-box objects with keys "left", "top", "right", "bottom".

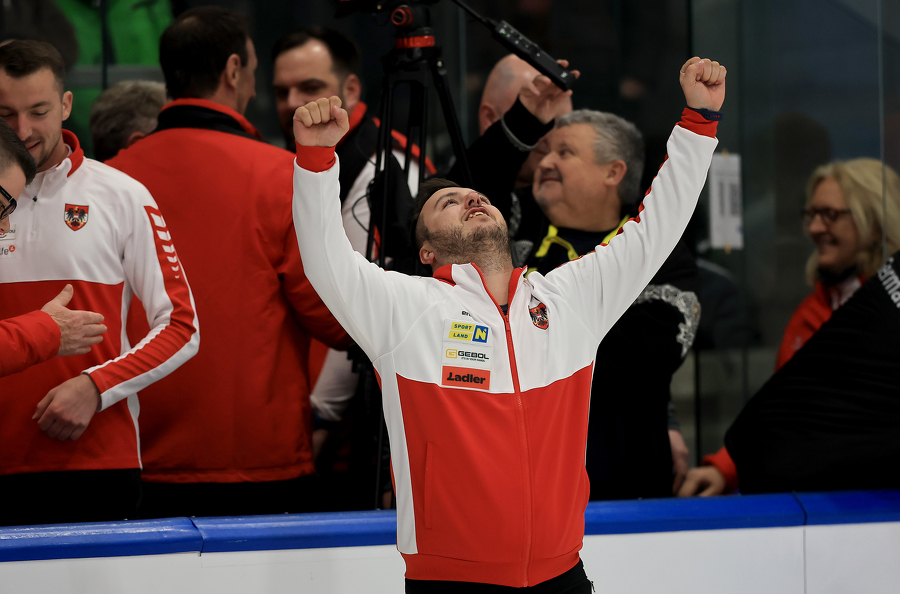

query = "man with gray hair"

[
  {"left": 89, "top": 80, "right": 166, "bottom": 162},
  {"left": 531, "top": 108, "right": 700, "bottom": 500}
]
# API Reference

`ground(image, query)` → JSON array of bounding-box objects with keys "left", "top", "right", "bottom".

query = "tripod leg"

[{"left": 430, "top": 52, "right": 472, "bottom": 187}]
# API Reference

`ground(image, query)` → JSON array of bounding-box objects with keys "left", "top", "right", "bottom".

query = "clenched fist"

[
  {"left": 679, "top": 57, "right": 727, "bottom": 112},
  {"left": 293, "top": 96, "right": 350, "bottom": 148}
]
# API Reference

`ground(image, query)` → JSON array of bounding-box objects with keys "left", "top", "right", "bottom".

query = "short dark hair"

[
  {"left": 410, "top": 178, "right": 460, "bottom": 250},
  {"left": 159, "top": 6, "right": 250, "bottom": 100},
  {"left": 90, "top": 80, "right": 167, "bottom": 162},
  {"left": 272, "top": 27, "right": 361, "bottom": 80},
  {"left": 0, "top": 118, "right": 36, "bottom": 185},
  {"left": 0, "top": 40, "right": 66, "bottom": 92}
]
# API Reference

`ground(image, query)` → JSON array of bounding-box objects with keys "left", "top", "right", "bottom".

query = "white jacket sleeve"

[
  {"left": 86, "top": 188, "right": 200, "bottom": 410},
  {"left": 292, "top": 155, "right": 433, "bottom": 362},
  {"left": 541, "top": 121, "right": 717, "bottom": 343}
]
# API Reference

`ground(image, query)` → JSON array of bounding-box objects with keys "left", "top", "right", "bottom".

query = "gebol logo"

[
  {"left": 442, "top": 366, "right": 491, "bottom": 389},
  {"left": 445, "top": 348, "right": 490, "bottom": 363}
]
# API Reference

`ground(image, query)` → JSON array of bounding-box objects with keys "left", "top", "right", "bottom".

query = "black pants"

[
  {"left": 0, "top": 468, "right": 142, "bottom": 526},
  {"left": 139, "top": 473, "right": 321, "bottom": 519},
  {"left": 406, "top": 559, "right": 592, "bottom": 593}
]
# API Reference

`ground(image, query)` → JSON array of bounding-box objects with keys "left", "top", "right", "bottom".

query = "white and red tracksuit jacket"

[
  {"left": 0, "top": 130, "right": 199, "bottom": 475},
  {"left": 292, "top": 110, "right": 717, "bottom": 587}
]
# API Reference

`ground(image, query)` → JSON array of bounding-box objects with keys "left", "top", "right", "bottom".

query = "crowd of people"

[{"left": 0, "top": 4, "right": 896, "bottom": 591}]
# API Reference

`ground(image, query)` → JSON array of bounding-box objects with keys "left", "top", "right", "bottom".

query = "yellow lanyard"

[{"left": 526, "top": 216, "right": 630, "bottom": 277}]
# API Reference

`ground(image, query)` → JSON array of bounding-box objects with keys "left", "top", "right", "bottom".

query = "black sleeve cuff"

[
  {"left": 687, "top": 107, "right": 723, "bottom": 121},
  {"left": 502, "top": 97, "right": 555, "bottom": 148}
]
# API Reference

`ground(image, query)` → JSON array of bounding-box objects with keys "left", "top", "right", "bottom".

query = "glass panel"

[{"left": 690, "top": 0, "right": 887, "bottom": 471}]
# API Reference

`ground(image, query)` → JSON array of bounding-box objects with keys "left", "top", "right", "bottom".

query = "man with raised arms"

[{"left": 291, "top": 57, "right": 725, "bottom": 592}]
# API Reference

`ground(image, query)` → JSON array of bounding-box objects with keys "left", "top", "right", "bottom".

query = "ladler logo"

[{"left": 441, "top": 366, "right": 491, "bottom": 389}]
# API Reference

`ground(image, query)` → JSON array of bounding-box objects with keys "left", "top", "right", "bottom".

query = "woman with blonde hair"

[
  {"left": 779, "top": 158, "right": 900, "bottom": 367},
  {"left": 679, "top": 158, "right": 900, "bottom": 497}
]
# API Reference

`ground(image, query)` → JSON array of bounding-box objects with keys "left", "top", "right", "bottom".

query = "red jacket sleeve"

[
  {"left": 775, "top": 286, "right": 832, "bottom": 371},
  {"left": 703, "top": 446, "right": 740, "bottom": 493},
  {"left": 0, "top": 310, "right": 60, "bottom": 377}
]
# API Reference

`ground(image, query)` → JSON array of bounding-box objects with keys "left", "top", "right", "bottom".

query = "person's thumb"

[
  {"left": 45, "top": 284, "right": 74, "bottom": 312},
  {"left": 677, "top": 474, "right": 699, "bottom": 497}
]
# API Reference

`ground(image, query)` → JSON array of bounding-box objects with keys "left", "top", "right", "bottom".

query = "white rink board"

[
  {"left": 583, "top": 526, "right": 805, "bottom": 594},
  {"left": 805, "top": 522, "right": 900, "bottom": 594},
  {"left": 0, "top": 526, "right": 824, "bottom": 594}
]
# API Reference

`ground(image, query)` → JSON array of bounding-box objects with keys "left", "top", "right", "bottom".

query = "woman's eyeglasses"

[
  {"left": 0, "top": 183, "right": 16, "bottom": 221},
  {"left": 800, "top": 207, "right": 851, "bottom": 227}
]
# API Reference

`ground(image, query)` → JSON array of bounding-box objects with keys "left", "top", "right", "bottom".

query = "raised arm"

[
  {"left": 544, "top": 57, "right": 725, "bottom": 341},
  {"left": 291, "top": 97, "right": 434, "bottom": 361}
]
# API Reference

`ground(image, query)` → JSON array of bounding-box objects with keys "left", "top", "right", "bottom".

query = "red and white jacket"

[
  {"left": 292, "top": 111, "right": 717, "bottom": 587},
  {"left": 0, "top": 130, "right": 199, "bottom": 475}
]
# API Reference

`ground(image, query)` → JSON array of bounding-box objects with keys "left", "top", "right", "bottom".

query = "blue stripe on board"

[
  {"left": 795, "top": 490, "right": 900, "bottom": 526},
  {"left": 2, "top": 491, "right": 899, "bottom": 560},
  {"left": 584, "top": 493, "right": 806, "bottom": 534},
  {"left": 192, "top": 510, "right": 397, "bottom": 553},
  {"left": 0, "top": 518, "right": 201, "bottom": 562}
]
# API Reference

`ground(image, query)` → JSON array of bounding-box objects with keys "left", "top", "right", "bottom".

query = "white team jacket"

[
  {"left": 0, "top": 131, "right": 199, "bottom": 475},
  {"left": 292, "top": 113, "right": 717, "bottom": 587}
]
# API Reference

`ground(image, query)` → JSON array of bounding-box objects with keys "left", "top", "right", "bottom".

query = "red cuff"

[
  {"left": 295, "top": 144, "right": 336, "bottom": 173},
  {"left": 677, "top": 107, "right": 718, "bottom": 138},
  {"left": 703, "top": 446, "right": 740, "bottom": 492}
]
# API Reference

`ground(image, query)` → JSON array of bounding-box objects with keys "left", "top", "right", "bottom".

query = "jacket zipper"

[
  {"left": 475, "top": 267, "right": 533, "bottom": 586},
  {"left": 503, "top": 313, "right": 532, "bottom": 586}
]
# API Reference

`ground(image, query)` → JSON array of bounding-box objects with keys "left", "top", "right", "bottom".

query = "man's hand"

[
  {"left": 677, "top": 465, "right": 728, "bottom": 497},
  {"left": 679, "top": 57, "right": 726, "bottom": 112},
  {"left": 41, "top": 284, "right": 107, "bottom": 357},
  {"left": 519, "top": 60, "right": 580, "bottom": 125},
  {"left": 293, "top": 96, "right": 350, "bottom": 148},
  {"left": 669, "top": 429, "right": 689, "bottom": 494},
  {"left": 32, "top": 374, "right": 102, "bottom": 441}
]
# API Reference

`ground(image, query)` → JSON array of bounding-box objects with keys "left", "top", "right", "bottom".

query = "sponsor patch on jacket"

[
  {"left": 0, "top": 243, "right": 17, "bottom": 258},
  {"left": 442, "top": 343, "right": 492, "bottom": 368},
  {"left": 445, "top": 320, "right": 489, "bottom": 343},
  {"left": 64, "top": 204, "right": 89, "bottom": 231},
  {"left": 0, "top": 224, "right": 16, "bottom": 242},
  {"left": 442, "top": 366, "right": 491, "bottom": 389},
  {"left": 529, "top": 299, "right": 549, "bottom": 330}
]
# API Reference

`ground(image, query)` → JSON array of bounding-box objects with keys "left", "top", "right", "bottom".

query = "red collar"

[
  {"left": 338, "top": 102, "right": 368, "bottom": 146},
  {"left": 161, "top": 98, "right": 264, "bottom": 140},
  {"left": 434, "top": 264, "right": 455, "bottom": 285},
  {"left": 61, "top": 129, "right": 84, "bottom": 177}
]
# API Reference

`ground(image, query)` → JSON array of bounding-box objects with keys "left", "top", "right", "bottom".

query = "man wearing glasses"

[
  {"left": 0, "top": 41, "right": 199, "bottom": 526},
  {"left": 0, "top": 119, "right": 108, "bottom": 378}
]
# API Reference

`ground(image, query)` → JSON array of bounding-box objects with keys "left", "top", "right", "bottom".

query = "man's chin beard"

[{"left": 427, "top": 223, "right": 512, "bottom": 272}]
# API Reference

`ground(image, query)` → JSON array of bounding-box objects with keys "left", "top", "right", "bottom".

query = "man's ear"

[
  {"left": 478, "top": 103, "right": 498, "bottom": 136},
  {"left": 126, "top": 130, "right": 147, "bottom": 148},
  {"left": 223, "top": 53, "right": 242, "bottom": 90},
  {"left": 419, "top": 242, "right": 435, "bottom": 267},
  {"left": 61, "top": 91, "right": 73, "bottom": 121},
  {"left": 605, "top": 160, "right": 628, "bottom": 187},
  {"left": 342, "top": 74, "right": 362, "bottom": 111}
]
